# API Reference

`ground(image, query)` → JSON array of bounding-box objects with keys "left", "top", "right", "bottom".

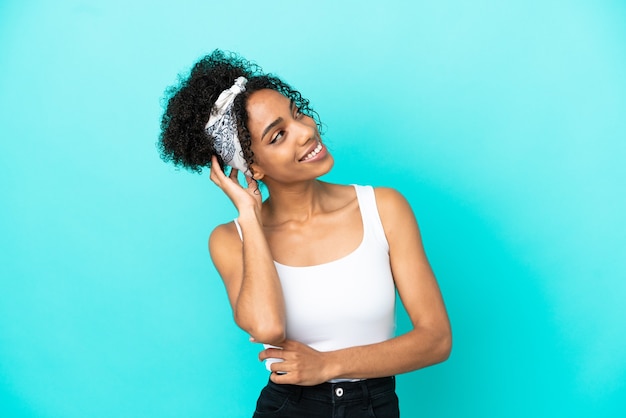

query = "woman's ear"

[{"left": 250, "top": 165, "right": 264, "bottom": 180}]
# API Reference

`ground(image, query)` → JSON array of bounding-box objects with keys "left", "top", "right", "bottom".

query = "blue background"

[{"left": 1, "top": 0, "right": 625, "bottom": 416}]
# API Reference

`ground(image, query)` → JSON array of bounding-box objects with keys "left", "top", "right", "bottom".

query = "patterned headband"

[{"left": 204, "top": 76, "right": 250, "bottom": 175}]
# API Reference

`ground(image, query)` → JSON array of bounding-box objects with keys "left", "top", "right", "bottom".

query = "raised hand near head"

[{"left": 209, "top": 155, "right": 262, "bottom": 214}]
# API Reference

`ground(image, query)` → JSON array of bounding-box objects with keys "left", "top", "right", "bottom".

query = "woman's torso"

[{"left": 238, "top": 184, "right": 396, "bottom": 355}]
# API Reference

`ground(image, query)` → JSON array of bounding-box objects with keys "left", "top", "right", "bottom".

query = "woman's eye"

[{"left": 270, "top": 131, "right": 284, "bottom": 144}]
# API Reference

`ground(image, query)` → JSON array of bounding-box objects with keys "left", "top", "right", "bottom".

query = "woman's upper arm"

[
  {"left": 208, "top": 222, "right": 244, "bottom": 311},
  {"left": 375, "top": 187, "right": 450, "bottom": 333}
]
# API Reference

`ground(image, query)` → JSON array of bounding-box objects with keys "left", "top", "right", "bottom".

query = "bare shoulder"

[
  {"left": 373, "top": 187, "right": 408, "bottom": 205},
  {"left": 210, "top": 220, "right": 240, "bottom": 241},
  {"left": 209, "top": 221, "right": 240, "bottom": 246},
  {"left": 373, "top": 187, "right": 415, "bottom": 217},
  {"left": 373, "top": 187, "right": 419, "bottom": 238},
  {"left": 208, "top": 221, "right": 242, "bottom": 266}
]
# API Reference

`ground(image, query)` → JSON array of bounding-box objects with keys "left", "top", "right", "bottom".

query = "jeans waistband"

[{"left": 266, "top": 376, "right": 395, "bottom": 403}]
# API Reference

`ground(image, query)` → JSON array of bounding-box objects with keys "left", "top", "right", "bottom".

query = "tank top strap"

[
  {"left": 353, "top": 185, "right": 390, "bottom": 252},
  {"left": 233, "top": 218, "right": 243, "bottom": 241}
]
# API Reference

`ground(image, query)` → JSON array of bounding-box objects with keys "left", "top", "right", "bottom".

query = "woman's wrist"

[
  {"left": 237, "top": 207, "right": 263, "bottom": 227},
  {"left": 322, "top": 350, "right": 344, "bottom": 381}
]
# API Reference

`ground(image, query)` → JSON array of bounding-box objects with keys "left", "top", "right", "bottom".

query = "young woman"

[{"left": 159, "top": 50, "right": 451, "bottom": 417}]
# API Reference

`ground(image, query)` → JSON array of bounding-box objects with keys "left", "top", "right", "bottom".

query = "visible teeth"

[{"left": 303, "top": 142, "right": 322, "bottom": 161}]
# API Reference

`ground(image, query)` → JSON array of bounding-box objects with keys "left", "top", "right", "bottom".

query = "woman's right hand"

[{"left": 209, "top": 155, "right": 262, "bottom": 215}]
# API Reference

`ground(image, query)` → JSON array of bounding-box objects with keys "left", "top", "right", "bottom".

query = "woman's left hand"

[{"left": 258, "top": 340, "right": 332, "bottom": 386}]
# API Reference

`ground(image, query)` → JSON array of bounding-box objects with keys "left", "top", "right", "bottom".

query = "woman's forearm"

[
  {"left": 324, "top": 325, "right": 452, "bottom": 380},
  {"left": 234, "top": 209, "right": 286, "bottom": 345},
  {"left": 260, "top": 323, "right": 451, "bottom": 385}
]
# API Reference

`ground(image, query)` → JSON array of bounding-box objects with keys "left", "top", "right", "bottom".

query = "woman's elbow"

[
  {"left": 234, "top": 314, "right": 285, "bottom": 345},
  {"left": 250, "top": 326, "right": 286, "bottom": 345},
  {"left": 434, "top": 326, "right": 452, "bottom": 363}
]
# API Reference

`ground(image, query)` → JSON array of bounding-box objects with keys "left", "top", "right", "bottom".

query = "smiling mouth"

[{"left": 299, "top": 141, "right": 323, "bottom": 162}]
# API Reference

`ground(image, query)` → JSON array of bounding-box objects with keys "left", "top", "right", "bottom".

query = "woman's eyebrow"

[
  {"left": 261, "top": 101, "right": 295, "bottom": 141},
  {"left": 262, "top": 117, "right": 283, "bottom": 141}
]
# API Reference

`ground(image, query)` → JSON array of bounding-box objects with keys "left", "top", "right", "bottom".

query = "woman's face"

[{"left": 245, "top": 89, "right": 333, "bottom": 184}]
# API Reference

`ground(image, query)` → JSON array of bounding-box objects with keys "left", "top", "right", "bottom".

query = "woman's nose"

[{"left": 294, "top": 119, "right": 315, "bottom": 145}]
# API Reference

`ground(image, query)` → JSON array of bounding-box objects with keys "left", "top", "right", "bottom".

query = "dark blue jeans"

[{"left": 252, "top": 376, "right": 399, "bottom": 418}]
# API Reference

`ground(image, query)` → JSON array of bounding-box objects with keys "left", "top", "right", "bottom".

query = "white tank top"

[{"left": 234, "top": 185, "right": 396, "bottom": 374}]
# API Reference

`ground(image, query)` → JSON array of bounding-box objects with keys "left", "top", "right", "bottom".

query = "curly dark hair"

[{"left": 158, "top": 49, "right": 321, "bottom": 175}]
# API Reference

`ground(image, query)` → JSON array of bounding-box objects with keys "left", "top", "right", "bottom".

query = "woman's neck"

[{"left": 262, "top": 180, "right": 329, "bottom": 225}]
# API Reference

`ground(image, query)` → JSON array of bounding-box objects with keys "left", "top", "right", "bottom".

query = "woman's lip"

[
  {"left": 299, "top": 141, "right": 320, "bottom": 161},
  {"left": 299, "top": 142, "right": 327, "bottom": 163}
]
